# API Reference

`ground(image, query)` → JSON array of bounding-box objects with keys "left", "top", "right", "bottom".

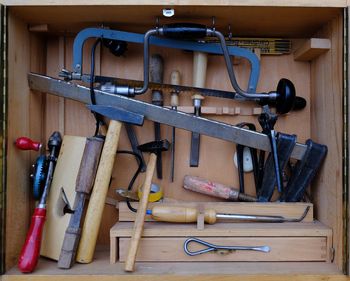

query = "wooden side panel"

[
  {"left": 310, "top": 14, "right": 344, "bottom": 269},
  {"left": 6, "top": 11, "right": 31, "bottom": 270}
]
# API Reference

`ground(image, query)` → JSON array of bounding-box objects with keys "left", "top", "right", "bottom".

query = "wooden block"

[
  {"left": 40, "top": 135, "right": 87, "bottom": 260},
  {"left": 118, "top": 202, "right": 314, "bottom": 223},
  {"left": 118, "top": 237, "right": 328, "bottom": 262},
  {"left": 111, "top": 221, "right": 331, "bottom": 238},
  {"left": 294, "top": 38, "right": 331, "bottom": 61}
]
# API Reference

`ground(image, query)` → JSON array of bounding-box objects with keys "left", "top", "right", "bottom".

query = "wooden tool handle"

[
  {"left": 151, "top": 205, "right": 217, "bottom": 224},
  {"left": 150, "top": 54, "right": 164, "bottom": 84},
  {"left": 170, "top": 70, "right": 181, "bottom": 107},
  {"left": 183, "top": 175, "right": 240, "bottom": 201},
  {"left": 76, "top": 120, "right": 122, "bottom": 263},
  {"left": 75, "top": 137, "right": 104, "bottom": 194},
  {"left": 58, "top": 137, "right": 104, "bottom": 269},
  {"left": 192, "top": 51, "right": 208, "bottom": 91},
  {"left": 124, "top": 153, "right": 157, "bottom": 272}
]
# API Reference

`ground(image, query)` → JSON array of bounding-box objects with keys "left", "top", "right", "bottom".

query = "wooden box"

[{"left": 1, "top": 1, "right": 349, "bottom": 280}]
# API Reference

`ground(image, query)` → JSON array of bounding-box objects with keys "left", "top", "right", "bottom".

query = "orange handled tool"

[{"left": 18, "top": 132, "right": 62, "bottom": 273}]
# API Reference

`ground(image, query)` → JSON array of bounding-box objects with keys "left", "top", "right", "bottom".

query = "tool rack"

[{"left": 0, "top": 1, "right": 349, "bottom": 280}]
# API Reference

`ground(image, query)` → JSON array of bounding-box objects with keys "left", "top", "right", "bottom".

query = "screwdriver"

[{"left": 147, "top": 205, "right": 310, "bottom": 224}]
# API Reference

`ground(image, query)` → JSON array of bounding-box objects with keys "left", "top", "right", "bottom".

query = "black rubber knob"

[
  {"left": 275, "top": 78, "right": 296, "bottom": 114},
  {"left": 103, "top": 39, "right": 128, "bottom": 57},
  {"left": 293, "top": 96, "right": 307, "bottom": 111}
]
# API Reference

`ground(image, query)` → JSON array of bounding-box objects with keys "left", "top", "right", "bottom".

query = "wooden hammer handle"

[
  {"left": 76, "top": 120, "right": 122, "bottom": 263},
  {"left": 124, "top": 153, "right": 157, "bottom": 272}
]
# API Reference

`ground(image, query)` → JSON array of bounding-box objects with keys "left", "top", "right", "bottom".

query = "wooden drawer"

[{"left": 0, "top": 1, "right": 348, "bottom": 280}]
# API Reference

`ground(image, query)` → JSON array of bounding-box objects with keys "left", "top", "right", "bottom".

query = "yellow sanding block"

[{"left": 40, "top": 135, "right": 87, "bottom": 260}]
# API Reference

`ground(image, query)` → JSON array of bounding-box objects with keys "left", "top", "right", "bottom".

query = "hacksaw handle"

[
  {"left": 18, "top": 208, "right": 46, "bottom": 273},
  {"left": 161, "top": 23, "right": 207, "bottom": 40},
  {"left": 124, "top": 153, "right": 157, "bottom": 272},
  {"left": 76, "top": 120, "right": 122, "bottom": 263},
  {"left": 151, "top": 205, "right": 217, "bottom": 224}
]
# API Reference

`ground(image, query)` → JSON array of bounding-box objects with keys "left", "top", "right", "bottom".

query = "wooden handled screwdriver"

[
  {"left": 76, "top": 120, "right": 122, "bottom": 263},
  {"left": 148, "top": 205, "right": 310, "bottom": 224},
  {"left": 190, "top": 51, "right": 207, "bottom": 167}
]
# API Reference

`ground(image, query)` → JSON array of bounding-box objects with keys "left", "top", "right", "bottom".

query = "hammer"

[
  {"left": 124, "top": 140, "right": 169, "bottom": 272},
  {"left": 76, "top": 105, "right": 144, "bottom": 264}
]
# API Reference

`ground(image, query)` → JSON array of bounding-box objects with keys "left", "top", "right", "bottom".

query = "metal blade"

[
  {"left": 87, "top": 105, "right": 144, "bottom": 126},
  {"left": 28, "top": 73, "right": 307, "bottom": 160},
  {"left": 88, "top": 74, "right": 244, "bottom": 100}
]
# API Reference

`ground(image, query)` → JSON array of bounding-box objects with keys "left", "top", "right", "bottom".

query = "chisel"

[
  {"left": 170, "top": 70, "right": 181, "bottom": 182},
  {"left": 150, "top": 54, "right": 164, "bottom": 179},
  {"left": 190, "top": 51, "right": 207, "bottom": 167},
  {"left": 58, "top": 137, "right": 104, "bottom": 269}
]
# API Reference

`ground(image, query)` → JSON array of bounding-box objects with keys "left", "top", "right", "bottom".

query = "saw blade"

[{"left": 83, "top": 74, "right": 249, "bottom": 101}]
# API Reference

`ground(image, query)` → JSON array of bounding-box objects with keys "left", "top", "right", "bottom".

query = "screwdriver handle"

[
  {"left": 18, "top": 207, "right": 46, "bottom": 273},
  {"left": 15, "top": 137, "right": 41, "bottom": 151},
  {"left": 151, "top": 205, "right": 216, "bottom": 224}
]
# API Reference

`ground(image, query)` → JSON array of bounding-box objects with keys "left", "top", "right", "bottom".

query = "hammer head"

[{"left": 138, "top": 140, "right": 170, "bottom": 153}]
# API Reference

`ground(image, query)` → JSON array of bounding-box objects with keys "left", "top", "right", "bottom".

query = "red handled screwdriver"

[
  {"left": 15, "top": 137, "right": 42, "bottom": 151},
  {"left": 18, "top": 132, "right": 62, "bottom": 273}
]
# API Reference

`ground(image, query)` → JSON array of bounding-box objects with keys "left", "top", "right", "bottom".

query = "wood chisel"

[
  {"left": 58, "top": 137, "right": 103, "bottom": 269},
  {"left": 190, "top": 51, "right": 207, "bottom": 167},
  {"left": 170, "top": 70, "right": 181, "bottom": 182},
  {"left": 150, "top": 54, "right": 164, "bottom": 179}
]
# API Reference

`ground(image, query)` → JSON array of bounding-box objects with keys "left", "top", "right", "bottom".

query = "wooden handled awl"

[
  {"left": 76, "top": 120, "right": 122, "bottom": 263},
  {"left": 124, "top": 140, "right": 169, "bottom": 272},
  {"left": 58, "top": 137, "right": 104, "bottom": 269},
  {"left": 183, "top": 175, "right": 257, "bottom": 202}
]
